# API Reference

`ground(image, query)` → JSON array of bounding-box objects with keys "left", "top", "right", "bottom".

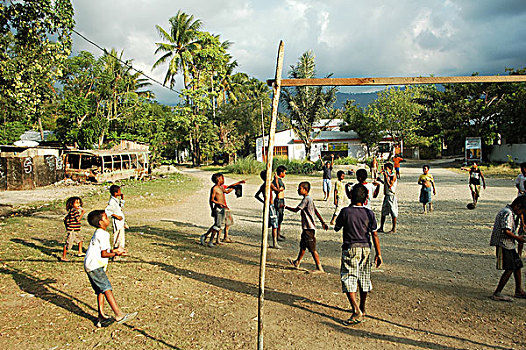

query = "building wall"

[{"left": 489, "top": 144, "right": 526, "bottom": 163}]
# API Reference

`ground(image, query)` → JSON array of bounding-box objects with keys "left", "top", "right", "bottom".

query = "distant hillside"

[{"left": 334, "top": 91, "right": 378, "bottom": 109}]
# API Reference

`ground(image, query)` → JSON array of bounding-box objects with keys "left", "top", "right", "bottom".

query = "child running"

[
  {"left": 255, "top": 170, "right": 280, "bottom": 249},
  {"left": 490, "top": 195, "right": 526, "bottom": 301},
  {"left": 330, "top": 170, "right": 346, "bottom": 225},
  {"left": 418, "top": 165, "right": 436, "bottom": 213},
  {"left": 378, "top": 163, "right": 398, "bottom": 233},
  {"left": 84, "top": 210, "right": 137, "bottom": 327},
  {"left": 105, "top": 185, "right": 126, "bottom": 256},
  {"left": 335, "top": 184, "right": 382, "bottom": 325},
  {"left": 60, "top": 196, "right": 86, "bottom": 261},
  {"left": 285, "top": 182, "right": 328, "bottom": 273},
  {"left": 200, "top": 173, "right": 245, "bottom": 247}
]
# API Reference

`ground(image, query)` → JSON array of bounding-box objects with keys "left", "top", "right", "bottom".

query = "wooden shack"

[
  {"left": 63, "top": 150, "right": 149, "bottom": 183},
  {"left": 0, "top": 146, "right": 64, "bottom": 191}
]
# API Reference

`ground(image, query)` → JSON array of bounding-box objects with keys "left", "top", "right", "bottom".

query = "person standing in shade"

[
  {"left": 320, "top": 154, "right": 334, "bottom": 201},
  {"left": 392, "top": 154, "right": 404, "bottom": 179},
  {"left": 468, "top": 162, "right": 486, "bottom": 207},
  {"left": 515, "top": 162, "right": 526, "bottom": 196}
]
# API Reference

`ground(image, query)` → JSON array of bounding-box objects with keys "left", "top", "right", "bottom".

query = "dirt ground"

[{"left": 1, "top": 161, "right": 525, "bottom": 349}]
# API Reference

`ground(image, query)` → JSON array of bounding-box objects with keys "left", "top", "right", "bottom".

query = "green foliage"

[
  {"left": 334, "top": 156, "right": 359, "bottom": 165},
  {"left": 272, "top": 157, "right": 321, "bottom": 175},
  {"left": 281, "top": 50, "right": 337, "bottom": 159},
  {"left": 0, "top": 0, "right": 74, "bottom": 129},
  {"left": 341, "top": 100, "right": 384, "bottom": 155},
  {"left": 225, "top": 155, "right": 265, "bottom": 174},
  {"left": 0, "top": 121, "right": 27, "bottom": 144}
]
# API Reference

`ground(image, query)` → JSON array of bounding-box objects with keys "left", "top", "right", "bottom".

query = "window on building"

[{"left": 274, "top": 146, "right": 288, "bottom": 157}]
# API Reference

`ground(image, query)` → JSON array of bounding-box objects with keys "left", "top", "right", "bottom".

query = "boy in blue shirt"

[{"left": 335, "top": 184, "right": 382, "bottom": 325}]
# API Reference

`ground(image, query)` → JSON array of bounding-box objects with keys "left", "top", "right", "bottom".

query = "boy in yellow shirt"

[{"left": 417, "top": 165, "right": 436, "bottom": 213}]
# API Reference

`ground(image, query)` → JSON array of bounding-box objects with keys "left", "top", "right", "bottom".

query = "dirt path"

[
  {"left": 147, "top": 163, "right": 524, "bottom": 349},
  {"left": 1, "top": 162, "right": 525, "bottom": 349}
]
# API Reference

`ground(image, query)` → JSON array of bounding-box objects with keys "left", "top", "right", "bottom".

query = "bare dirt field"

[{"left": 1, "top": 161, "right": 525, "bottom": 349}]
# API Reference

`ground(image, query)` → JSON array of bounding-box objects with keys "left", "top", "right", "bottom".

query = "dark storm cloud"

[{"left": 70, "top": 0, "right": 526, "bottom": 103}]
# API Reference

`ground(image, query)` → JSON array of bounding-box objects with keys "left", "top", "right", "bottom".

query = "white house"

[{"left": 255, "top": 119, "right": 395, "bottom": 162}]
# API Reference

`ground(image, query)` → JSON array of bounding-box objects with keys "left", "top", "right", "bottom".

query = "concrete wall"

[{"left": 489, "top": 144, "right": 526, "bottom": 163}]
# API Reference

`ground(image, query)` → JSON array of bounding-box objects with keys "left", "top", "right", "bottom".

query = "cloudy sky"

[{"left": 71, "top": 0, "right": 526, "bottom": 104}]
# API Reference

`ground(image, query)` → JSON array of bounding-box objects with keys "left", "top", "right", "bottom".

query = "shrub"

[
  {"left": 273, "top": 157, "right": 321, "bottom": 175},
  {"left": 225, "top": 156, "right": 265, "bottom": 174},
  {"left": 334, "top": 156, "right": 359, "bottom": 165}
]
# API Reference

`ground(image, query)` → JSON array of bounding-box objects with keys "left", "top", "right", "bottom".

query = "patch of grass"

[{"left": 448, "top": 162, "right": 520, "bottom": 179}]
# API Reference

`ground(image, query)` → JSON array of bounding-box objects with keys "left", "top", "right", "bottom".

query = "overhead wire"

[{"left": 72, "top": 29, "right": 182, "bottom": 96}]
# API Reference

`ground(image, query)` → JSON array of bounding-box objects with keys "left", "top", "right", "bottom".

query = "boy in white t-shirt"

[
  {"left": 105, "top": 185, "right": 126, "bottom": 252},
  {"left": 84, "top": 210, "right": 137, "bottom": 327}
]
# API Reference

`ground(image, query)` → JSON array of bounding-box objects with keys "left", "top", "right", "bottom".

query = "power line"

[{"left": 72, "top": 29, "right": 182, "bottom": 95}]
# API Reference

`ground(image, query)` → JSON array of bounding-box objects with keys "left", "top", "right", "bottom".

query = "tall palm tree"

[
  {"left": 152, "top": 11, "right": 202, "bottom": 89},
  {"left": 282, "top": 50, "right": 337, "bottom": 159}
]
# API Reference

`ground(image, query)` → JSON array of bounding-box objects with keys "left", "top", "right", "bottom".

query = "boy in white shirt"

[
  {"left": 84, "top": 210, "right": 136, "bottom": 327},
  {"left": 105, "top": 185, "right": 126, "bottom": 252},
  {"left": 515, "top": 162, "right": 526, "bottom": 196}
]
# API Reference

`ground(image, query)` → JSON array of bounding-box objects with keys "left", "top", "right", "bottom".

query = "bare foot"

[
  {"left": 222, "top": 237, "right": 233, "bottom": 243},
  {"left": 387, "top": 230, "right": 396, "bottom": 234},
  {"left": 287, "top": 258, "right": 300, "bottom": 269}
]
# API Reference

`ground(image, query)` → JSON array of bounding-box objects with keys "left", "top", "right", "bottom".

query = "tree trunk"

[
  {"left": 304, "top": 141, "right": 312, "bottom": 161},
  {"left": 38, "top": 117, "right": 45, "bottom": 142}
]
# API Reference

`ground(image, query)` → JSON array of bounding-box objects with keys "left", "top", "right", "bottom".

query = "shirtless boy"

[{"left": 200, "top": 173, "right": 245, "bottom": 247}]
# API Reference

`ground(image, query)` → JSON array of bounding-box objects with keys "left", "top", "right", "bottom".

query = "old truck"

[{"left": 64, "top": 150, "right": 149, "bottom": 183}]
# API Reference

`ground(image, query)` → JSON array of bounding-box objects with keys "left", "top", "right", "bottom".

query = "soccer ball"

[{"left": 466, "top": 203, "right": 476, "bottom": 210}]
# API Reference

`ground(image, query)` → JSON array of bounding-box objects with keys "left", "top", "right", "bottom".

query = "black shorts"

[
  {"left": 496, "top": 246, "right": 523, "bottom": 271},
  {"left": 274, "top": 198, "right": 285, "bottom": 225},
  {"left": 300, "top": 229, "right": 316, "bottom": 253}
]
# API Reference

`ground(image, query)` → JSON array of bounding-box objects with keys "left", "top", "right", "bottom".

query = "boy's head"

[
  {"left": 520, "top": 162, "right": 526, "bottom": 175},
  {"left": 356, "top": 169, "right": 368, "bottom": 182},
  {"left": 423, "top": 165, "right": 430, "bottom": 173},
  {"left": 384, "top": 162, "right": 394, "bottom": 171},
  {"left": 297, "top": 181, "right": 310, "bottom": 195},
  {"left": 66, "top": 196, "right": 83, "bottom": 211},
  {"left": 211, "top": 172, "right": 224, "bottom": 185},
  {"left": 511, "top": 195, "right": 526, "bottom": 215},
  {"left": 276, "top": 165, "right": 287, "bottom": 177},
  {"left": 109, "top": 185, "right": 121, "bottom": 197},
  {"left": 260, "top": 170, "right": 267, "bottom": 181},
  {"left": 337, "top": 170, "right": 345, "bottom": 180},
  {"left": 350, "top": 183, "right": 368, "bottom": 205},
  {"left": 87, "top": 210, "right": 110, "bottom": 229}
]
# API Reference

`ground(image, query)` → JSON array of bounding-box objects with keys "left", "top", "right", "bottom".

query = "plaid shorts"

[{"left": 340, "top": 247, "right": 372, "bottom": 293}]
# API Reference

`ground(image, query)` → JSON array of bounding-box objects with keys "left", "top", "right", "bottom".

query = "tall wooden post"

[{"left": 257, "top": 40, "right": 284, "bottom": 350}]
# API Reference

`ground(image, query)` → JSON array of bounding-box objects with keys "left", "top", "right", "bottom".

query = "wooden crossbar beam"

[{"left": 266, "top": 75, "right": 526, "bottom": 87}]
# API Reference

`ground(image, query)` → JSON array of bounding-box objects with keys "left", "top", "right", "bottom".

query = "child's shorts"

[
  {"left": 212, "top": 207, "right": 226, "bottom": 231},
  {"left": 419, "top": 187, "right": 433, "bottom": 204},
  {"left": 65, "top": 229, "right": 81, "bottom": 250},
  {"left": 300, "top": 229, "right": 316, "bottom": 253},
  {"left": 274, "top": 198, "right": 285, "bottom": 225},
  {"left": 86, "top": 267, "right": 113, "bottom": 295},
  {"left": 496, "top": 246, "right": 523, "bottom": 271},
  {"left": 341, "top": 247, "right": 372, "bottom": 293},
  {"left": 381, "top": 194, "right": 398, "bottom": 217},
  {"left": 269, "top": 205, "right": 279, "bottom": 229}
]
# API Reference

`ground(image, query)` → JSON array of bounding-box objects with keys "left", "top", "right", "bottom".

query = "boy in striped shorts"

[{"left": 334, "top": 184, "right": 382, "bottom": 325}]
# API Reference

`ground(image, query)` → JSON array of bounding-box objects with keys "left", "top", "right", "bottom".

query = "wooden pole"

[
  {"left": 257, "top": 40, "right": 284, "bottom": 350},
  {"left": 260, "top": 100, "right": 266, "bottom": 161},
  {"left": 266, "top": 75, "right": 526, "bottom": 87}
]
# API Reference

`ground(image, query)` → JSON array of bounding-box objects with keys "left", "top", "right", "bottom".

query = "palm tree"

[
  {"left": 282, "top": 50, "right": 337, "bottom": 159},
  {"left": 152, "top": 11, "right": 202, "bottom": 89}
]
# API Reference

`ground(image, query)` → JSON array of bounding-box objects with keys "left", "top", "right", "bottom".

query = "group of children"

[{"left": 61, "top": 184, "right": 136, "bottom": 327}]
